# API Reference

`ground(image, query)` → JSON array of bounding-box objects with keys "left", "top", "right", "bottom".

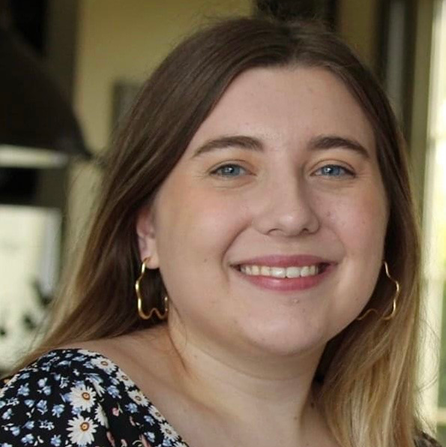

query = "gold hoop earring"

[
  {"left": 135, "top": 258, "right": 169, "bottom": 321},
  {"left": 356, "top": 261, "right": 400, "bottom": 321}
]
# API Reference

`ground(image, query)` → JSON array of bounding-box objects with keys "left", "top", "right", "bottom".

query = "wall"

[
  {"left": 337, "top": 0, "right": 379, "bottom": 70},
  {"left": 75, "top": 0, "right": 251, "bottom": 152}
]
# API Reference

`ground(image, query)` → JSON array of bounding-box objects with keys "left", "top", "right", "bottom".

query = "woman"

[{"left": 0, "top": 16, "right": 440, "bottom": 447}]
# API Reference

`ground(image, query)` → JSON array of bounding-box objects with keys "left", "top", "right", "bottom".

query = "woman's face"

[{"left": 137, "top": 67, "right": 388, "bottom": 361}]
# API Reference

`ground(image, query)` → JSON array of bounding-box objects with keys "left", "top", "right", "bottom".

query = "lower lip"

[{"left": 234, "top": 264, "right": 334, "bottom": 292}]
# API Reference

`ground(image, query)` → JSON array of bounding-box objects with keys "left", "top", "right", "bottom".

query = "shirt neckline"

[{"left": 50, "top": 347, "right": 191, "bottom": 447}]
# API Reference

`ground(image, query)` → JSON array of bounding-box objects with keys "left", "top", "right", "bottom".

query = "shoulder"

[
  {"left": 0, "top": 348, "right": 187, "bottom": 447},
  {"left": 1, "top": 348, "right": 120, "bottom": 399},
  {"left": 0, "top": 349, "right": 128, "bottom": 446}
]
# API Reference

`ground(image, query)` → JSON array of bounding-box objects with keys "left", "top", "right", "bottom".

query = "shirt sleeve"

[{"left": 0, "top": 364, "right": 114, "bottom": 447}]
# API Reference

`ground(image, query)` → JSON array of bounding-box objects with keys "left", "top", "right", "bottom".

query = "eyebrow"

[
  {"left": 308, "top": 135, "right": 371, "bottom": 159},
  {"left": 192, "top": 135, "right": 263, "bottom": 158},
  {"left": 192, "top": 134, "right": 370, "bottom": 159}
]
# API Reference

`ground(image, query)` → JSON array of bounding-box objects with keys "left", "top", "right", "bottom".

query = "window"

[{"left": 424, "top": 0, "right": 446, "bottom": 441}]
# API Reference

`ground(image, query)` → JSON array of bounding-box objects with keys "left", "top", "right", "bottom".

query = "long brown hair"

[{"left": 24, "top": 17, "right": 422, "bottom": 447}]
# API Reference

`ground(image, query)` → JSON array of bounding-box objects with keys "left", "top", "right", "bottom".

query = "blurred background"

[{"left": 0, "top": 0, "right": 445, "bottom": 440}]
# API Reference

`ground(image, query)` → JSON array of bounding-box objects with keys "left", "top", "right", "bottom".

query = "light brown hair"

[{"left": 23, "top": 17, "right": 422, "bottom": 447}]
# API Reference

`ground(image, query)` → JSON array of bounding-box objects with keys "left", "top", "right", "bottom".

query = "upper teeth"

[{"left": 240, "top": 265, "right": 319, "bottom": 278}]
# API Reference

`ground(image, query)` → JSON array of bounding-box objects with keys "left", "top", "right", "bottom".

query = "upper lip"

[{"left": 233, "top": 255, "right": 335, "bottom": 268}]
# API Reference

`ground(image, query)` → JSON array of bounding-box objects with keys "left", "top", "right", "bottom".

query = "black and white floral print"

[{"left": 0, "top": 349, "right": 189, "bottom": 447}]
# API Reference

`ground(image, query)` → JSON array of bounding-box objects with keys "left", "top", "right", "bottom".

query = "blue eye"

[
  {"left": 315, "top": 164, "right": 354, "bottom": 177},
  {"left": 212, "top": 164, "right": 247, "bottom": 177}
]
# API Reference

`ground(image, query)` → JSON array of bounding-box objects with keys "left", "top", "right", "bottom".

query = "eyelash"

[
  {"left": 313, "top": 164, "right": 355, "bottom": 178},
  {"left": 210, "top": 163, "right": 249, "bottom": 178}
]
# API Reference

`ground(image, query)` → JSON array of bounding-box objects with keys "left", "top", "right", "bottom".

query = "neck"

[{"left": 162, "top": 319, "right": 326, "bottom": 440}]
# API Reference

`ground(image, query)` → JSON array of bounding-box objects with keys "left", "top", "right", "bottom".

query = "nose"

[{"left": 252, "top": 176, "right": 320, "bottom": 237}]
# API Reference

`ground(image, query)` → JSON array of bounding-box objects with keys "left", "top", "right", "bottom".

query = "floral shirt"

[
  {"left": 0, "top": 349, "right": 189, "bottom": 447},
  {"left": 0, "top": 348, "right": 442, "bottom": 447}
]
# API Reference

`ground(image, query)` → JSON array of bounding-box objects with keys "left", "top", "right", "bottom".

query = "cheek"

[
  {"left": 155, "top": 182, "right": 251, "bottom": 264},
  {"left": 318, "top": 188, "right": 388, "bottom": 255}
]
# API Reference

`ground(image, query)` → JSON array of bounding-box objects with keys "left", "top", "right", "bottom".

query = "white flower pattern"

[
  {"left": 69, "top": 385, "right": 96, "bottom": 410},
  {"left": 148, "top": 405, "right": 165, "bottom": 422},
  {"left": 68, "top": 415, "right": 97, "bottom": 446},
  {"left": 90, "top": 357, "right": 116, "bottom": 374},
  {"left": 95, "top": 405, "right": 109, "bottom": 427},
  {"left": 128, "top": 389, "right": 149, "bottom": 407},
  {"left": 116, "top": 370, "right": 132, "bottom": 388},
  {"left": 160, "top": 422, "right": 180, "bottom": 441}
]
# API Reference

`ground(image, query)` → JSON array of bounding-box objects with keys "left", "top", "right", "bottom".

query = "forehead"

[{"left": 186, "top": 66, "right": 376, "bottom": 155}]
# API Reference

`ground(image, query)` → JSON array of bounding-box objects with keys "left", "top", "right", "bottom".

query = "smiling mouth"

[{"left": 237, "top": 263, "right": 329, "bottom": 279}]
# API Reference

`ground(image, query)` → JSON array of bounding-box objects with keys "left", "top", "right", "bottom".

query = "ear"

[{"left": 135, "top": 205, "right": 160, "bottom": 269}]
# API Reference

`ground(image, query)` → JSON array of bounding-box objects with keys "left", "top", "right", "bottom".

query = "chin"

[{"left": 237, "top": 319, "right": 332, "bottom": 359}]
